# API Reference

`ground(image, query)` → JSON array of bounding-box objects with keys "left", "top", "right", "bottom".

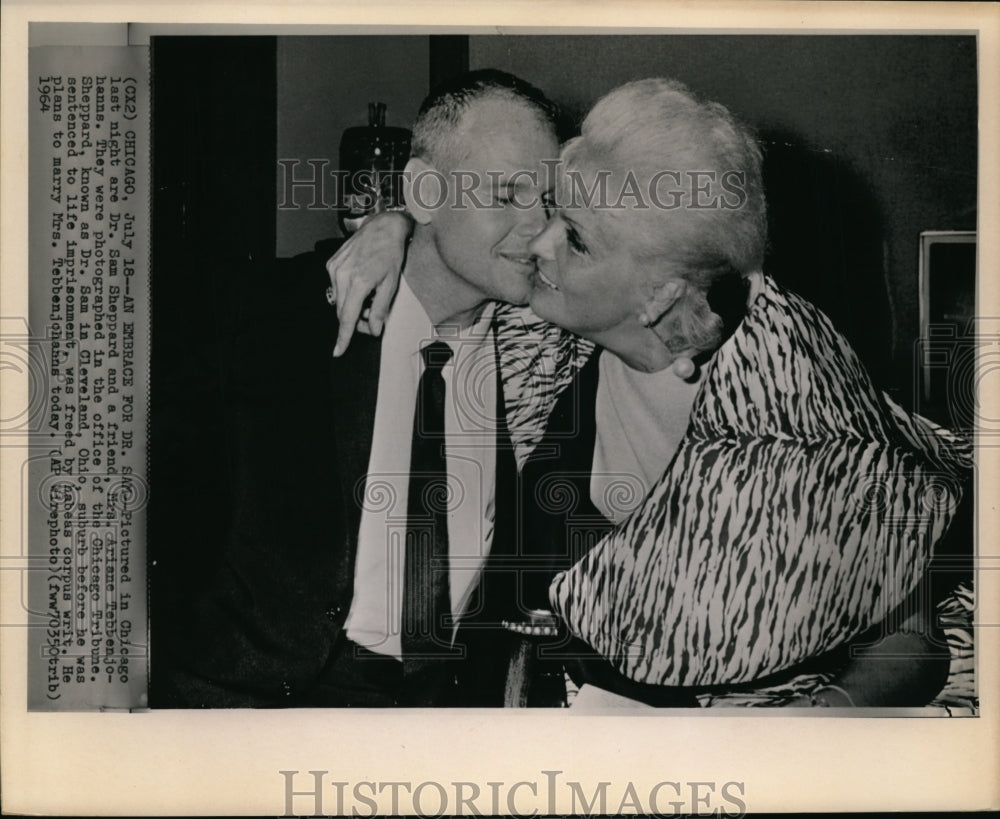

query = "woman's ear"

[
  {"left": 639, "top": 278, "right": 685, "bottom": 327},
  {"left": 402, "top": 157, "right": 443, "bottom": 226}
]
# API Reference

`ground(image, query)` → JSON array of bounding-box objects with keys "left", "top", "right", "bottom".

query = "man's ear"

[
  {"left": 403, "top": 157, "right": 444, "bottom": 226},
  {"left": 641, "top": 278, "right": 685, "bottom": 327}
]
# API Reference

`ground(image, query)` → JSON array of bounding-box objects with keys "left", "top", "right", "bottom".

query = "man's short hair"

[{"left": 411, "top": 69, "right": 561, "bottom": 171}]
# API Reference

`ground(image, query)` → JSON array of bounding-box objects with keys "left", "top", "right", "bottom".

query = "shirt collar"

[
  {"left": 392, "top": 275, "right": 496, "bottom": 360},
  {"left": 386, "top": 274, "right": 435, "bottom": 360}
]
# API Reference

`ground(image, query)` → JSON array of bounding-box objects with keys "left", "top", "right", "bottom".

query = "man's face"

[{"left": 427, "top": 98, "right": 559, "bottom": 306}]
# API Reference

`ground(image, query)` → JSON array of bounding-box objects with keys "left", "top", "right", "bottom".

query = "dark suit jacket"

[
  {"left": 156, "top": 247, "right": 521, "bottom": 707},
  {"left": 517, "top": 353, "right": 699, "bottom": 706}
]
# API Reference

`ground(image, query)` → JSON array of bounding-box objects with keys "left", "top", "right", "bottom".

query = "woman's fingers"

[
  {"left": 366, "top": 274, "right": 397, "bottom": 337},
  {"left": 327, "top": 239, "right": 383, "bottom": 356},
  {"left": 325, "top": 211, "right": 412, "bottom": 355},
  {"left": 333, "top": 274, "right": 373, "bottom": 357}
]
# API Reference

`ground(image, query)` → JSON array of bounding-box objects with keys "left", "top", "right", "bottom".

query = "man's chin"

[
  {"left": 527, "top": 288, "right": 558, "bottom": 320},
  {"left": 493, "top": 282, "right": 533, "bottom": 307}
]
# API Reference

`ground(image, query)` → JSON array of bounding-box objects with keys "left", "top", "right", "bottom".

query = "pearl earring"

[{"left": 671, "top": 356, "right": 698, "bottom": 381}]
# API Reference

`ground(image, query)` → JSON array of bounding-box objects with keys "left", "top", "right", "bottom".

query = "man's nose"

[
  {"left": 528, "top": 220, "right": 561, "bottom": 261},
  {"left": 513, "top": 196, "right": 549, "bottom": 238}
]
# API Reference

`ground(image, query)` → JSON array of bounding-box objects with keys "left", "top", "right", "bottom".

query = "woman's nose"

[{"left": 528, "top": 220, "right": 561, "bottom": 261}]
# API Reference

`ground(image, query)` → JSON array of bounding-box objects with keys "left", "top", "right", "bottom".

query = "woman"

[{"left": 327, "top": 78, "right": 970, "bottom": 707}]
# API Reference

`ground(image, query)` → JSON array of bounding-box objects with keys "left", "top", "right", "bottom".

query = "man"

[
  {"left": 309, "top": 70, "right": 565, "bottom": 707},
  {"left": 157, "top": 70, "right": 579, "bottom": 707}
]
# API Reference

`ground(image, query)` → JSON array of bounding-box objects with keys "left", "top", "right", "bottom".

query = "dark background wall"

[
  {"left": 470, "top": 34, "right": 978, "bottom": 404},
  {"left": 276, "top": 36, "right": 430, "bottom": 256}
]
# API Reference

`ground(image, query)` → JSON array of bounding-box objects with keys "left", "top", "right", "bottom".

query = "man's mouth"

[
  {"left": 502, "top": 254, "right": 535, "bottom": 268},
  {"left": 535, "top": 268, "right": 560, "bottom": 291}
]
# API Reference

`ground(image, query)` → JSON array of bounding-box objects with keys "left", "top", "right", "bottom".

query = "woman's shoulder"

[
  {"left": 742, "top": 275, "right": 845, "bottom": 352},
  {"left": 696, "top": 274, "right": 892, "bottom": 440}
]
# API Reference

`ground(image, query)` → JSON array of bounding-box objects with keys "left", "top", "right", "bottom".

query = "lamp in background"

[{"left": 338, "top": 102, "right": 411, "bottom": 234}]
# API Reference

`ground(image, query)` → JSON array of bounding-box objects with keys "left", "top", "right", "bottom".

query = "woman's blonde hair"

[{"left": 567, "top": 78, "right": 766, "bottom": 355}]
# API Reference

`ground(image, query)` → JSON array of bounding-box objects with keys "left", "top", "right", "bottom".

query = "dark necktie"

[{"left": 401, "top": 340, "right": 456, "bottom": 698}]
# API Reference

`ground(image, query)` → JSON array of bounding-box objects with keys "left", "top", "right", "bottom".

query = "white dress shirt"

[{"left": 345, "top": 276, "right": 497, "bottom": 658}]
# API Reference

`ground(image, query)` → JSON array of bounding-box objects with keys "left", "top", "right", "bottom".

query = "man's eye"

[{"left": 494, "top": 187, "right": 524, "bottom": 206}]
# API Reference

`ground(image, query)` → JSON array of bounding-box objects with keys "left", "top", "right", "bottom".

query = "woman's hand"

[
  {"left": 325, "top": 211, "right": 414, "bottom": 356},
  {"left": 783, "top": 686, "right": 855, "bottom": 708},
  {"left": 782, "top": 596, "right": 950, "bottom": 708}
]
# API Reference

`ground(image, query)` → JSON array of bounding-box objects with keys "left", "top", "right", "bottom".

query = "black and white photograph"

[
  {"left": 2, "top": 2, "right": 998, "bottom": 815},
  {"left": 148, "top": 31, "right": 979, "bottom": 714}
]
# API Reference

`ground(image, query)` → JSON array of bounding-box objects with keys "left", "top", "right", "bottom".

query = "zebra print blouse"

[{"left": 500, "top": 276, "right": 970, "bottom": 687}]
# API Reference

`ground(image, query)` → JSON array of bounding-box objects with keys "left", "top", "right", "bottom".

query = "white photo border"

[{"left": 2, "top": 2, "right": 998, "bottom": 815}]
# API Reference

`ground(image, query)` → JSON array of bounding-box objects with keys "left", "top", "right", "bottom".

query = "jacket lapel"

[
  {"left": 474, "top": 326, "right": 520, "bottom": 619},
  {"left": 492, "top": 342, "right": 519, "bottom": 564},
  {"left": 329, "top": 332, "right": 382, "bottom": 596}
]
